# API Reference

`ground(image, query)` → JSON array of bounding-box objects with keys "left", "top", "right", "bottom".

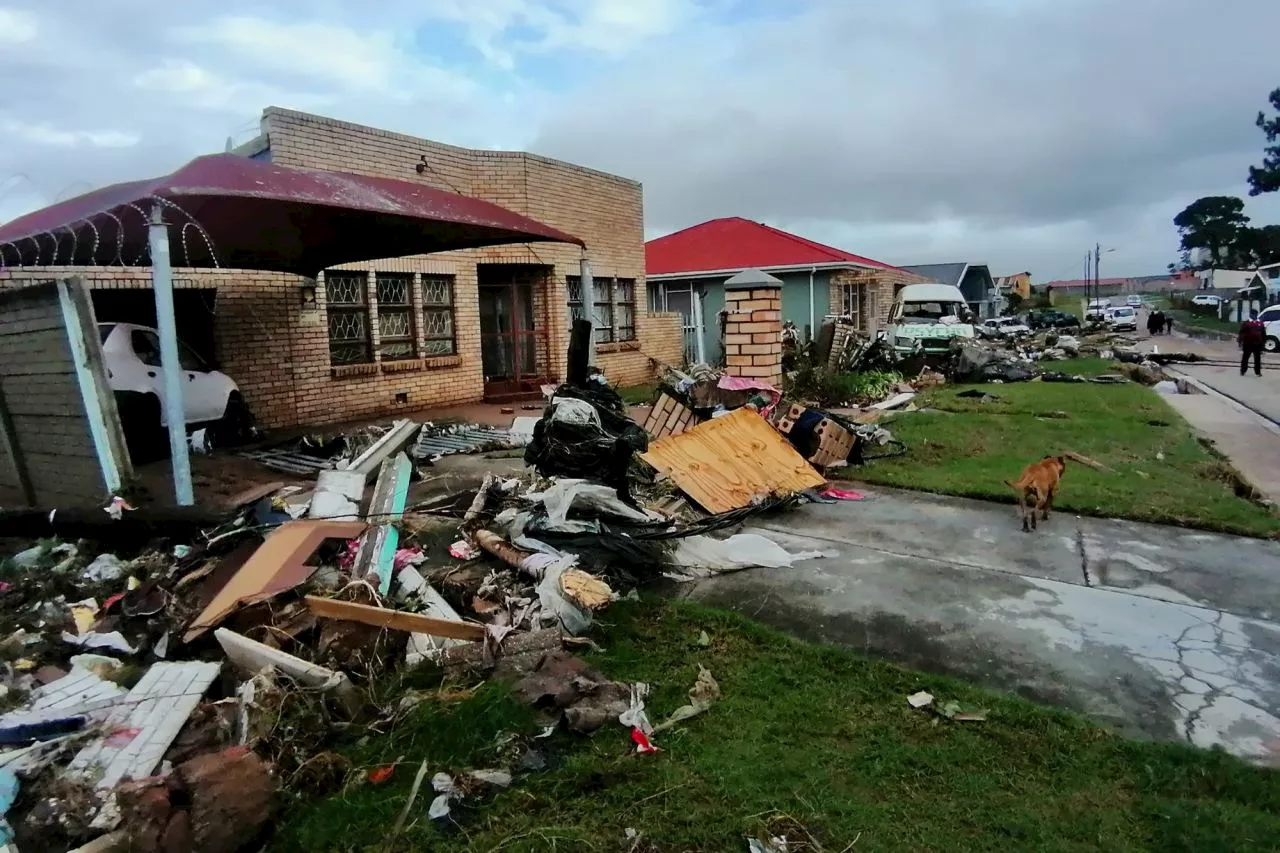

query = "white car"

[
  {"left": 1191, "top": 294, "right": 1222, "bottom": 307},
  {"left": 1085, "top": 298, "right": 1112, "bottom": 321},
  {"left": 1105, "top": 306, "right": 1139, "bottom": 332},
  {"left": 1126, "top": 295, "right": 1143, "bottom": 308},
  {"left": 979, "top": 317, "right": 1032, "bottom": 338},
  {"left": 99, "top": 322, "right": 252, "bottom": 454},
  {"left": 1259, "top": 305, "right": 1280, "bottom": 353}
]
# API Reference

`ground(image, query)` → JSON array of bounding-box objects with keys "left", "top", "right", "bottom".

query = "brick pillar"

[{"left": 722, "top": 268, "right": 783, "bottom": 387}]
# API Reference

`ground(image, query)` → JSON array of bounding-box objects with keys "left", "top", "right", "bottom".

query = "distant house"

[
  {"left": 900, "top": 263, "right": 998, "bottom": 318},
  {"left": 645, "top": 217, "right": 925, "bottom": 365},
  {"left": 1195, "top": 269, "right": 1267, "bottom": 292},
  {"left": 1036, "top": 276, "right": 1182, "bottom": 300},
  {"left": 994, "top": 271, "right": 1032, "bottom": 301}
]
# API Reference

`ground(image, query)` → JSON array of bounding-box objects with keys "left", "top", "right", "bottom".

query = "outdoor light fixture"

[
  {"left": 415, "top": 155, "right": 428, "bottom": 175},
  {"left": 300, "top": 280, "right": 318, "bottom": 306}
]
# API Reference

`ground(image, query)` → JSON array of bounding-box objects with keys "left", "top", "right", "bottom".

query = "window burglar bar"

[
  {"left": 422, "top": 274, "right": 456, "bottom": 356},
  {"left": 377, "top": 274, "right": 415, "bottom": 360},
  {"left": 326, "top": 273, "right": 372, "bottom": 364},
  {"left": 567, "top": 275, "right": 637, "bottom": 343}
]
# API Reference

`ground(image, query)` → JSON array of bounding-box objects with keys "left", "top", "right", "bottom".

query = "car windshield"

[
  {"left": 901, "top": 301, "right": 962, "bottom": 323},
  {"left": 1113, "top": 308, "right": 1134, "bottom": 317}
]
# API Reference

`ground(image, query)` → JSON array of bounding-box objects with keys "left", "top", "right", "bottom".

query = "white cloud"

[
  {"left": 174, "top": 16, "right": 477, "bottom": 101},
  {"left": 0, "top": 7, "right": 37, "bottom": 43},
  {"left": 2, "top": 119, "right": 138, "bottom": 149}
]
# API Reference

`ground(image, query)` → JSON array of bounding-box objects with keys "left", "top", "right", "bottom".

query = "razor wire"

[{"left": 0, "top": 195, "right": 221, "bottom": 271}]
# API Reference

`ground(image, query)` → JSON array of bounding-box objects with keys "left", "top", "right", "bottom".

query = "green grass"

[
  {"left": 1161, "top": 304, "right": 1238, "bottom": 336},
  {"left": 855, "top": 360, "right": 1280, "bottom": 537},
  {"left": 270, "top": 599, "right": 1280, "bottom": 852},
  {"left": 617, "top": 382, "right": 658, "bottom": 405}
]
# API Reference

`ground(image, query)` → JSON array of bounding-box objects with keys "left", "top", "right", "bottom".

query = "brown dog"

[{"left": 1005, "top": 456, "right": 1066, "bottom": 532}]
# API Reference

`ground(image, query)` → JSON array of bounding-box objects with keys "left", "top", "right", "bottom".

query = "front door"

[{"left": 479, "top": 273, "right": 540, "bottom": 400}]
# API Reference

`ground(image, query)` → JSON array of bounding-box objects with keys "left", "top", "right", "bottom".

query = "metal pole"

[
  {"left": 148, "top": 203, "right": 194, "bottom": 505},
  {"left": 691, "top": 284, "right": 707, "bottom": 364},
  {"left": 579, "top": 257, "right": 596, "bottom": 366}
]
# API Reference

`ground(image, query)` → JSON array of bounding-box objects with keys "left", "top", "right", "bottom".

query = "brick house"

[
  {"left": 645, "top": 217, "right": 925, "bottom": 365},
  {"left": 0, "top": 108, "right": 684, "bottom": 429}
]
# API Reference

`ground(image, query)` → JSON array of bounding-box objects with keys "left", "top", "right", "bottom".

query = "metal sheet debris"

[
  {"left": 412, "top": 426, "right": 520, "bottom": 459},
  {"left": 238, "top": 449, "right": 335, "bottom": 475}
]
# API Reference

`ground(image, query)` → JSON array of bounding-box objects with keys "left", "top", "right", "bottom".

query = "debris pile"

[{"left": 0, "top": 318, "right": 869, "bottom": 850}]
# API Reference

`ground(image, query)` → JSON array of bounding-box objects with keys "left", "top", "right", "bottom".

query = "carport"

[{"left": 0, "top": 153, "right": 584, "bottom": 506}]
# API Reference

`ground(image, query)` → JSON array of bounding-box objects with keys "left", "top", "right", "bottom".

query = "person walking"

[
  {"left": 1148, "top": 308, "right": 1164, "bottom": 336},
  {"left": 1238, "top": 310, "right": 1266, "bottom": 377},
  {"left": 1164, "top": 313, "right": 1174, "bottom": 335}
]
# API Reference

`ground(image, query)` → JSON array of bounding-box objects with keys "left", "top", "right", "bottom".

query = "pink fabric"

[{"left": 822, "top": 487, "right": 865, "bottom": 501}]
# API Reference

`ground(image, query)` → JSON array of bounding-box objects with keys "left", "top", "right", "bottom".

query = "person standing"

[
  {"left": 1238, "top": 310, "right": 1265, "bottom": 377},
  {"left": 1164, "top": 313, "right": 1174, "bottom": 335}
]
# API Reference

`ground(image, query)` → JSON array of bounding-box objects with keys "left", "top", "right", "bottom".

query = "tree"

[
  {"left": 1173, "top": 196, "right": 1250, "bottom": 268},
  {"left": 1238, "top": 223, "right": 1280, "bottom": 267},
  {"left": 1248, "top": 87, "right": 1280, "bottom": 196}
]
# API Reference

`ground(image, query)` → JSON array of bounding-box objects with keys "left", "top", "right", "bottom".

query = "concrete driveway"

[{"left": 686, "top": 485, "right": 1280, "bottom": 765}]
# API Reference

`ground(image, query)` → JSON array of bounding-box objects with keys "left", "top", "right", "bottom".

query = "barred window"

[
  {"left": 566, "top": 275, "right": 637, "bottom": 343},
  {"left": 326, "top": 273, "right": 371, "bottom": 364},
  {"left": 376, "top": 274, "right": 415, "bottom": 360},
  {"left": 421, "top": 275, "right": 456, "bottom": 356},
  {"left": 841, "top": 283, "right": 862, "bottom": 330}
]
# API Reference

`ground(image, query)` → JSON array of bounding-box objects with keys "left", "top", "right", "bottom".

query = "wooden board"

[
  {"left": 640, "top": 407, "right": 825, "bottom": 513},
  {"left": 183, "top": 520, "right": 367, "bottom": 641},
  {"left": 304, "top": 596, "right": 487, "bottom": 641}
]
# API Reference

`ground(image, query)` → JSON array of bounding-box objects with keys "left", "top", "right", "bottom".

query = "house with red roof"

[{"left": 645, "top": 217, "right": 926, "bottom": 364}]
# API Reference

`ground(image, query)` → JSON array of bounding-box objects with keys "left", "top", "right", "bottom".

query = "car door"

[{"left": 130, "top": 329, "right": 223, "bottom": 425}]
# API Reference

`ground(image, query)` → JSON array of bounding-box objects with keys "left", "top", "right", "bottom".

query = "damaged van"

[{"left": 885, "top": 283, "right": 975, "bottom": 355}]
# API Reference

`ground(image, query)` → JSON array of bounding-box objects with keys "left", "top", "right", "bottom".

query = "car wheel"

[
  {"left": 1266, "top": 336, "right": 1280, "bottom": 354},
  {"left": 214, "top": 393, "right": 257, "bottom": 447}
]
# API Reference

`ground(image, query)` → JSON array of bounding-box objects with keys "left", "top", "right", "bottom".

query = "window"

[
  {"left": 376, "top": 274, "right": 415, "bottom": 360},
  {"left": 129, "top": 329, "right": 204, "bottom": 371},
  {"left": 566, "top": 275, "right": 637, "bottom": 343},
  {"left": 326, "top": 273, "right": 372, "bottom": 364},
  {"left": 421, "top": 275, "right": 456, "bottom": 356},
  {"left": 841, "top": 283, "right": 863, "bottom": 330}
]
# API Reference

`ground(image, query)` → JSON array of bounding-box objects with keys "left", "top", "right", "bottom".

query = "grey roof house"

[{"left": 900, "top": 263, "right": 1000, "bottom": 318}]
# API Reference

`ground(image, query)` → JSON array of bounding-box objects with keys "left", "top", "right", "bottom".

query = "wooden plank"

[
  {"left": 304, "top": 595, "right": 486, "bottom": 641},
  {"left": 0, "top": 316, "right": 65, "bottom": 336},
  {"left": 0, "top": 377, "right": 34, "bottom": 506},
  {"left": 640, "top": 408, "right": 825, "bottom": 513},
  {"left": 184, "top": 520, "right": 368, "bottom": 641}
]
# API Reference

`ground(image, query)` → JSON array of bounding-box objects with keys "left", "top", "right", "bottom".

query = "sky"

[{"left": 1, "top": 0, "right": 1278, "bottom": 280}]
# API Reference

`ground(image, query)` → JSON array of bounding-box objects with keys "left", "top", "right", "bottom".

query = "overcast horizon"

[{"left": 1, "top": 0, "right": 1278, "bottom": 280}]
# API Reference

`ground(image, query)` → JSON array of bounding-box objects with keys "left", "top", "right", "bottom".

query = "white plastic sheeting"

[{"left": 666, "top": 533, "right": 826, "bottom": 581}]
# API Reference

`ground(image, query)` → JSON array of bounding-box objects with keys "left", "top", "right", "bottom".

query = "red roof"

[
  {"left": 645, "top": 217, "right": 893, "bottom": 276},
  {"left": 0, "top": 153, "right": 583, "bottom": 277}
]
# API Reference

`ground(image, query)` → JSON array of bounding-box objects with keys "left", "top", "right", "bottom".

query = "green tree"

[
  {"left": 1248, "top": 87, "right": 1280, "bottom": 196},
  {"left": 1173, "top": 196, "right": 1250, "bottom": 268},
  {"left": 1238, "top": 223, "right": 1280, "bottom": 266}
]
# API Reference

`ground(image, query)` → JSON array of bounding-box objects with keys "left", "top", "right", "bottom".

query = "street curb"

[{"left": 1164, "top": 368, "right": 1280, "bottom": 436}]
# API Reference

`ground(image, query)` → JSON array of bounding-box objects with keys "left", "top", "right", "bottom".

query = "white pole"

[
  {"left": 580, "top": 258, "right": 596, "bottom": 366},
  {"left": 691, "top": 284, "right": 707, "bottom": 364},
  {"left": 148, "top": 203, "right": 194, "bottom": 505}
]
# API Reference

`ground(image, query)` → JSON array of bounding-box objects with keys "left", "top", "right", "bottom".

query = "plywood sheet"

[{"left": 640, "top": 408, "right": 824, "bottom": 513}]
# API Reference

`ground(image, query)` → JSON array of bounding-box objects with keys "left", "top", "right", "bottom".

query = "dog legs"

[{"left": 1041, "top": 487, "right": 1055, "bottom": 521}]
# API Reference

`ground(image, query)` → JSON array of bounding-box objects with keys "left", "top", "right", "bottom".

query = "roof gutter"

[{"left": 647, "top": 260, "right": 890, "bottom": 281}]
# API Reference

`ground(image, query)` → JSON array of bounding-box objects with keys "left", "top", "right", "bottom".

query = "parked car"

[
  {"left": 99, "top": 322, "right": 254, "bottom": 458},
  {"left": 1260, "top": 304, "right": 1280, "bottom": 352},
  {"left": 1191, "top": 294, "right": 1222, "bottom": 307},
  {"left": 978, "top": 316, "right": 1032, "bottom": 339},
  {"left": 1105, "top": 306, "right": 1139, "bottom": 332},
  {"left": 1026, "top": 309, "right": 1081, "bottom": 330},
  {"left": 1084, "top": 298, "right": 1112, "bottom": 321}
]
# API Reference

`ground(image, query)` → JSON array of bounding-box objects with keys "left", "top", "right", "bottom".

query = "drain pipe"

[
  {"left": 580, "top": 257, "right": 596, "bottom": 366},
  {"left": 808, "top": 265, "right": 817, "bottom": 342}
]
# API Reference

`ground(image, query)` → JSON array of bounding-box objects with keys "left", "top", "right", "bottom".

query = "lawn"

[
  {"left": 854, "top": 359, "right": 1280, "bottom": 538},
  {"left": 270, "top": 599, "right": 1280, "bottom": 852}
]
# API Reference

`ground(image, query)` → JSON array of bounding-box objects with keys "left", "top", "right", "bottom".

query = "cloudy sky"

[{"left": 1, "top": 0, "right": 1278, "bottom": 279}]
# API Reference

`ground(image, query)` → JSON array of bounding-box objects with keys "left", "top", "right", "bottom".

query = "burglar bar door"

[
  {"left": 658, "top": 283, "right": 703, "bottom": 364},
  {"left": 480, "top": 280, "right": 537, "bottom": 396}
]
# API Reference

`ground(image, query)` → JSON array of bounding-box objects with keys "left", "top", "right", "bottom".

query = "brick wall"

[{"left": 828, "top": 268, "right": 929, "bottom": 331}]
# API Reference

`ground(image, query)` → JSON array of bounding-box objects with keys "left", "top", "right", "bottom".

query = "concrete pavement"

[{"left": 686, "top": 486, "right": 1280, "bottom": 764}]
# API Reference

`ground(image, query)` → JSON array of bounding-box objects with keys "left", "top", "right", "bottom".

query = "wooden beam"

[{"left": 304, "top": 595, "right": 486, "bottom": 641}]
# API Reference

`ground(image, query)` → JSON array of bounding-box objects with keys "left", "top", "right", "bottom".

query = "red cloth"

[{"left": 1239, "top": 319, "right": 1266, "bottom": 346}]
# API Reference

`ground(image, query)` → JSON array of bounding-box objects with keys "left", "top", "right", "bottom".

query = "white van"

[
  {"left": 1085, "top": 298, "right": 1111, "bottom": 321},
  {"left": 886, "top": 283, "right": 975, "bottom": 354},
  {"left": 1259, "top": 304, "right": 1280, "bottom": 352}
]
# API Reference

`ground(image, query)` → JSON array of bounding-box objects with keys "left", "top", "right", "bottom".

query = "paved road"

[
  {"left": 1129, "top": 316, "right": 1280, "bottom": 502},
  {"left": 687, "top": 486, "right": 1280, "bottom": 764}
]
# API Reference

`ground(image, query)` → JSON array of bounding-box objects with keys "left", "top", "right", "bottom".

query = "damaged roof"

[
  {"left": 646, "top": 217, "right": 895, "bottom": 277},
  {"left": 0, "top": 153, "right": 585, "bottom": 277}
]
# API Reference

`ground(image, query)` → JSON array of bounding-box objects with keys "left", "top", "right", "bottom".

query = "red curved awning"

[{"left": 0, "top": 153, "right": 585, "bottom": 276}]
